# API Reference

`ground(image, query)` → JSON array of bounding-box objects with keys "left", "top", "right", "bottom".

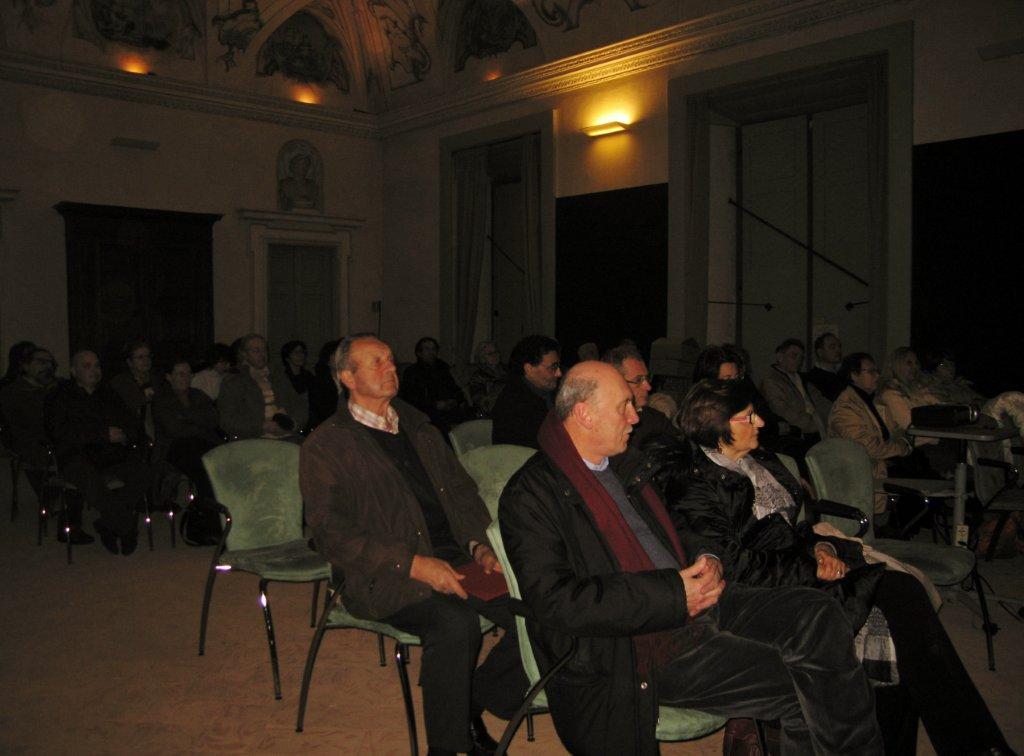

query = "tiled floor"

[{"left": 1, "top": 466, "right": 1021, "bottom": 754}]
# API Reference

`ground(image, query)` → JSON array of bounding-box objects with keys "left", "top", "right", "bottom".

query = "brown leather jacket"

[{"left": 299, "top": 397, "right": 491, "bottom": 620}]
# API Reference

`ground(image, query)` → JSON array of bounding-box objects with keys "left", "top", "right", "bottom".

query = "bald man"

[{"left": 498, "top": 361, "right": 882, "bottom": 755}]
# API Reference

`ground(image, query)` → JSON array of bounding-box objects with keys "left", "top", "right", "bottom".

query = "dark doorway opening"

[
  {"left": 555, "top": 183, "right": 668, "bottom": 363},
  {"left": 911, "top": 129, "right": 1024, "bottom": 397}
]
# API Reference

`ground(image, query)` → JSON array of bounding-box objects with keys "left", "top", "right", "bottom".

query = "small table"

[{"left": 905, "top": 424, "right": 1018, "bottom": 545}]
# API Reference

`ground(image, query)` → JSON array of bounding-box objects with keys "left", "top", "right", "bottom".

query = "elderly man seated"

[
  {"left": 300, "top": 334, "right": 526, "bottom": 756},
  {"left": 44, "top": 350, "right": 151, "bottom": 554},
  {"left": 498, "top": 361, "right": 882, "bottom": 755}
]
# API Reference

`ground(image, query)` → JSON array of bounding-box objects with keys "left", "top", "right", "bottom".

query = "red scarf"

[{"left": 537, "top": 411, "right": 687, "bottom": 671}]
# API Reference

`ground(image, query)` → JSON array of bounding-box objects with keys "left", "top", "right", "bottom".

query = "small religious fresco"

[
  {"left": 10, "top": 0, "right": 58, "bottom": 32},
  {"left": 277, "top": 140, "right": 324, "bottom": 214},
  {"left": 367, "top": 0, "right": 431, "bottom": 89},
  {"left": 532, "top": 0, "right": 656, "bottom": 31},
  {"left": 71, "top": 0, "right": 202, "bottom": 58},
  {"left": 452, "top": 0, "right": 537, "bottom": 72},
  {"left": 256, "top": 11, "right": 349, "bottom": 92},
  {"left": 211, "top": 0, "right": 264, "bottom": 70}
]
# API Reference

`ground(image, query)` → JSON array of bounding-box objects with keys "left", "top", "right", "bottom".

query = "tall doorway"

[{"left": 266, "top": 243, "right": 338, "bottom": 357}]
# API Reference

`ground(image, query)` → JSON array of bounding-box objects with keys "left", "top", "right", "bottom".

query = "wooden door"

[{"left": 267, "top": 243, "right": 337, "bottom": 358}]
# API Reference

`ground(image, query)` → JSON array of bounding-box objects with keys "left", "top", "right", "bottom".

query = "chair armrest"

[
  {"left": 976, "top": 457, "right": 1019, "bottom": 485},
  {"left": 805, "top": 498, "right": 870, "bottom": 538},
  {"left": 507, "top": 597, "right": 534, "bottom": 621}
]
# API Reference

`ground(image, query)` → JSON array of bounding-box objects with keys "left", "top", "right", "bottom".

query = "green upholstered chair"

[
  {"left": 459, "top": 444, "right": 535, "bottom": 519},
  {"left": 805, "top": 438, "right": 997, "bottom": 669},
  {"left": 295, "top": 585, "right": 495, "bottom": 754},
  {"left": 485, "top": 520, "right": 726, "bottom": 753},
  {"left": 198, "top": 439, "right": 331, "bottom": 699},
  {"left": 449, "top": 418, "right": 493, "bottom": 458}
]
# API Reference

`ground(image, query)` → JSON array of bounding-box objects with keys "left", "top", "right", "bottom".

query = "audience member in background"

[
  {"left": 576, "top": 341, "right": 600, "bottom": 363},
  {"left": 693, "top": 344, "right": 782, "bottom": 445},
  {"left": 921, "top": 348, "right": 986, "bottom": 405},
  {"left": 280, "top": 340, "right": 313, "bottom": 432},
  {"left": 491, "top": 334, "right": 561, "bottom": 448},
  {"left": 191, "top": 343, "right": 233, "bottom": 401},
  {"left": 499, "top": 362, "right": 883, "bottom": 755},
  {"left": 110, "top": 340, "right": 158, "bottom": 441},
  {"left": 0, "top": 348, "right": 63, "bottom": 497},
  {"left": 44, "top": 350, "right": 150, "bottom": 554},
  {"left": 0, "top": 340, "right": 36, "bottom": 391},
  {"left": 827, "top": 353, "right": 913, "bottom": 518},
  {"left": 399, "top": 337, "right": 470, "bottom": 435},
  {"left": 603, "top": 345, "right": 676, "bottom": 448},
  {"left": 300, "top": 334, "right": 525, "bottom": 756},
  {"left": 218, "top": 334, "right": 299, "bottom": 440},
  {"left": 760, "top": 338, "right": 827, "bottom": 450},
  {"left": 805, "top": 332, "right": 846, "bottom": 402},
  {"left": 153, "top": 358, "right": 222, "bottom": 503},
  {"left": 877, "top": 347, "right": 955, "bottom": 477},
  {"left": 674, "top": 378, "right": 1011, "bottom": 756},
  {"left": 308, "top": 338, "right": 342, "bottom": 429},
  {"left": 466, "top": 340, "right": 507, "bottom": 418}
]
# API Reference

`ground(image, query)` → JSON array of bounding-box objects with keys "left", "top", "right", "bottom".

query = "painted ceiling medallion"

[
  {"left": 211, "top": 0, "right": 264, "bottom": 71},
  {"left": 367, "top": 0, "right": 431, "bottom": 89},
  {"left": 256, "top": 11, "right": 350, "bottom": 92},
  {"left": 71, "top": 0, "right": 202, "bottom": 58},
  {"left": 452, "top": 0, "right": 537, "bottom": 72}
]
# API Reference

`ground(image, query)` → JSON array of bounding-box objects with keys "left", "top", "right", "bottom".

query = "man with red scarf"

[{"left": 499, "top": 361, "right": 882, "bottom": 755}]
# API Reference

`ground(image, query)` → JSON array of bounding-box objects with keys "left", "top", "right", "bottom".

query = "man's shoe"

[
  {"left": 57, "top": 527, "right": 95, "bottom": 545},
  {"left": 120, "top": 531, "right": 139, "bottom": 556},
  {"left": 93, "top": 520, "right": 119, "bottom": 555},
  {"left": 470, "top": 715, "right": 499, "bottom": 754}
]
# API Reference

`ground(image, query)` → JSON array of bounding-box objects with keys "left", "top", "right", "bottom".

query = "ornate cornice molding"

[
  {"left": 0, "top": 50, "right": 378, "bottom": 138},
  {"left": 0, "top": 0, "right": 899, "bottom": 139},
  {"left": 378, "top": 0, "right": 898, "bottom": 136},
  {"left": 237, "top": 207, "right": 365, "bottom": 232}
]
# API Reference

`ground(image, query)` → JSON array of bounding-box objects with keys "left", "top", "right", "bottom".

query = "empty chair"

[
  {"left": 449, "top": 418, "right": 493, "bottom": 457},
  {"left": 459, "top": 444, "right": 534, "bottom": 519}
]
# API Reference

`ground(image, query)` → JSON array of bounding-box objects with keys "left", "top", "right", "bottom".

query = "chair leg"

[
  {"left": 197, "top": 558, "right": 221, "bottom": 656},
  {"left": 378, "top": 633, "right": 387, "bottom": 667},
  {"left": 296, "top": 591, "right": 338, "bottom": 732},
  {"left": 526, "top": 712, "right": 535, "bottom": 742},
  {"left": 10, "top": 457, "right": 19, "bottom": 521},
  {"left": 984, "top": 511, "right": 1011, "bottom": 562},
  {"left": 62, "top": 503, "right": 72, "bottom": 565},
  {"left": 168, "top": 508, "right": 176, "bottom": 548},
  {"left": 971, "top": 568, "right": 998, "bottom": 671},
  {"left": 394, "top": 642, "right": 418, "bottom": 756},
  {"left": 143, "top": 491, "right": 154, "bottom": 551},
  {"left": 310, "top": 580, "right": 320, "bottom": 628},
  {"left": 259, "top": 579, "right": 282, "bottom": 700}
]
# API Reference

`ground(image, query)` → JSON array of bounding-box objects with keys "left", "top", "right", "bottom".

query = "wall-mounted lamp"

[{"left": 580, "top": 120, "right": 628, "bottom": 137}]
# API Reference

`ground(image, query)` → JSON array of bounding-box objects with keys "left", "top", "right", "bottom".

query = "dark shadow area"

[{"left": 912, "top": 129, "right": 1024, "bottom": 397}]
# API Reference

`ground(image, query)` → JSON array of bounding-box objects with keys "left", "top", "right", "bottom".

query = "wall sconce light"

[
  {"left": 118, "top": 54, "right": 151, "bottom": 75},
  {"left": 581, "top": 120, "right": 628, "bottom": 137}
]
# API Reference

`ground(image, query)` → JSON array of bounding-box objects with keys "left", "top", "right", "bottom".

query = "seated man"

[
  {"left": 761, "top": 338, "right": 828, "bottom": 451},
  {"left": 399, "top": 336, "right": 470, "bottom": 434},
  {"left": 300, "top": 334, "right": 526, "bottom": 756},
  {"left": 499, "top": 362, "right": 882, "bottom": 755},
  {"left": 109, "top": 340, "right": 158, "bottom": 441},
  {"left": 218, "top": 333, "right": 300, "bottom": 440},
  {"left": 44, "top": 350, "right": 151, "bottom": 554},
  {"left": 603, "top": 345, "right": 676, "bottom": 449},
  {"left": 805, "top": 332, "right": 846, "bottom": 403},
  {"left": 491, "top": 335, "right": 561, "bottom": 449}
]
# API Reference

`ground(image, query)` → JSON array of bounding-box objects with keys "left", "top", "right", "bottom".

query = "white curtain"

[
  {"left": 520, "top": 133, "right": 543, "bottom": 333},
  {"left": 452, "top": 147, "right": 490, "bottom": 365}
]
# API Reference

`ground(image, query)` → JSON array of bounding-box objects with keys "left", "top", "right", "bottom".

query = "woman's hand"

[{"left": 814, "top": 545, "right": 848, "bottom": 581}]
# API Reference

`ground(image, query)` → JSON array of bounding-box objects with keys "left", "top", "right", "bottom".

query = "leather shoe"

[
  {"left": 93, "top": 520, "right": 119, "bottom": 554},
  {"left": 57, "top": 527, "right": 95, "bottom": 545},
  {"left": 120, "top": 530, "right": 139, "bottom": 556},
  {"left": 470, "top": 715, "right": 499, "bottom": 754}
]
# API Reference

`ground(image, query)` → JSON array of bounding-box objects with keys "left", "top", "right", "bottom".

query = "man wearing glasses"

[
  {"left": 603, "top": 345, "right": 677, "bottom": 449},
  {"left": 491, "top": 334, "right": 562, "bottom": 449}
]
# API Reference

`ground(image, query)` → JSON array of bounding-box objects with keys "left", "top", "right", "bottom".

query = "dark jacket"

[
  {"left": 299, "top": 397, "right": 492, "bottom": 620},
  {"left": 671, "top": 446, "right": 880, "bottom": 626},
  {"left": 152, "top": 386, "right": 221, "bottom": 443},
  {"left": 44, "top": 381, "right": 142, "bottom": 467},
  {"left": 805, "top": 366, "right": 845, "bottom": 403},
  {"left": 627, "top": 406, "right": 676, "bottom": 451},
  {"left": 0, "top": 376, "right": 58, "bottom": 468},
  {"left": 491, "top": 376, "right": 551, "bottom": 449},
  {"left": 499, "top": 446, "right": 703, "bottom": 755}
]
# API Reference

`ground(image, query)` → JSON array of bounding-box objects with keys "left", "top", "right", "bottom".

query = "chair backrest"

[
  {"left": 775, "top": 452, "right": 808, "bottom": 523},
  {"left": 486, "top": 520, "right": 543, "bottom": 689},
  {"left": 968, "top": 438, "right": 1013, "bottom": 505},
  {"left": 202, "top": 439, "right": 304, "bottom": 551},
  {"left": 449, "top": 419, "right": 493, "bottom": 457},
  {"left": 461, "top": 444, "right": 535, "bottom": 519},
  {"left": 805, "top": 438, "right": 877, "bottom": 544}
]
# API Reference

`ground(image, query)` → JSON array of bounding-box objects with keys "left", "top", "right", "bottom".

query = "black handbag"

[{"left": 179, "top": 502, "right": 223, "bottom": 547}]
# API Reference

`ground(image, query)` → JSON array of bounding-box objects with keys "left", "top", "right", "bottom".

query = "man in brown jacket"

[{"left": 300, "top": 334, "right": 524, "bottom": 756}]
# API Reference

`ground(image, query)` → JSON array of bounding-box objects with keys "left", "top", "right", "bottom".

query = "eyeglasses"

[
  {"left": 729, "top": 410, "right": 760, "bottom": 424},
  {"left": 624, "top": 374, "right": 650, "bottom": 386},
  {"left": 540, "top": 362, "right": 561, "bottom": 373}
]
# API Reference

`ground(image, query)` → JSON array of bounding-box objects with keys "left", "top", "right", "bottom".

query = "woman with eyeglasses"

[{"left": 671, "top": 378, "right": 1010, "bottom": 756}]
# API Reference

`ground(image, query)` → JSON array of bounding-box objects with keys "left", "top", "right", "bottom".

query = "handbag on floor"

[{"left": 179, "top": 501, "right": 222, "bottom": 546}]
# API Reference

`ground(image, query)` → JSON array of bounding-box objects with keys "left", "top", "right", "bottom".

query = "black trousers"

[
  {"left": 874, "top": 571, "right": 1010, "bottom": 754},
  {"left": 60, "top": 451, "right": 150, "bottom": 537},
  {"left": 655, "top": 582, "right": 883, "bottom": 755},
  {"left": 383, "top": 590, "right": 528, "bottom": 752},
  {"left": 165, "top": 437, "right": 218, "bottom": 501}
]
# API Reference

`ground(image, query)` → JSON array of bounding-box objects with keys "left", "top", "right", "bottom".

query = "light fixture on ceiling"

[{"left": 580, "top": 120, "right": 628, "bottom": 137}]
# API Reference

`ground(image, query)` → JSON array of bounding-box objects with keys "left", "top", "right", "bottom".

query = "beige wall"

[{"left": 0, "top": 81, "right": 383, "bottom": 370}]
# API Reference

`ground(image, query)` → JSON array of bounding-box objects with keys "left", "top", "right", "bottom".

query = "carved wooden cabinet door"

[{"left": 56, "top": 202, "right": 220, "bottom": 370}]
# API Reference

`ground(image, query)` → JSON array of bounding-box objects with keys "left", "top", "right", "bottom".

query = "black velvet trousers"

[
  {"left": 655, "top": 582, "right": 883, "bottom": 755},
  {"left": 383, "top": 590, "right": 527, "bottom": 752},
  {"left": 874, "top": 570, "right": 1009, "bottom": 754}
]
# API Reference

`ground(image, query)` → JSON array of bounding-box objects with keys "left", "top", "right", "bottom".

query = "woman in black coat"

[{"left": 670, "top": 379, "right": 1009, "bottom": 756}]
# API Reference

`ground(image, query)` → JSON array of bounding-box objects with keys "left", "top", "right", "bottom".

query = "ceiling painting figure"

[
  {"left": 442, "top": 0, "right": 537, "bottom": 73},
  {"left": 211, "top": 0, "right": 264, "bottom": 70},
  {"left": 256, "top": 10, "right": 349, "bottom": 92},
  {"left": 71, "top": 0, "right": 202, "bottom": 58},
  {"left": 367, "top": 0, "right": 431, "bottom": 89}
]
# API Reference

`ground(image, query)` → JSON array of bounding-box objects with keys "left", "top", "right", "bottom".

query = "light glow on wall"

[
  {"left": 484, "top": 70, "right": 502, "bottom": 81},
  {"left": 581, "top": 120, "right": 629, "bottom": 137},
  {"left": 118, "top": 54, "right": 150, "bottom": 75},
  {"left": 292, "top": 85, "right": 320, "bottom": 105}
]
